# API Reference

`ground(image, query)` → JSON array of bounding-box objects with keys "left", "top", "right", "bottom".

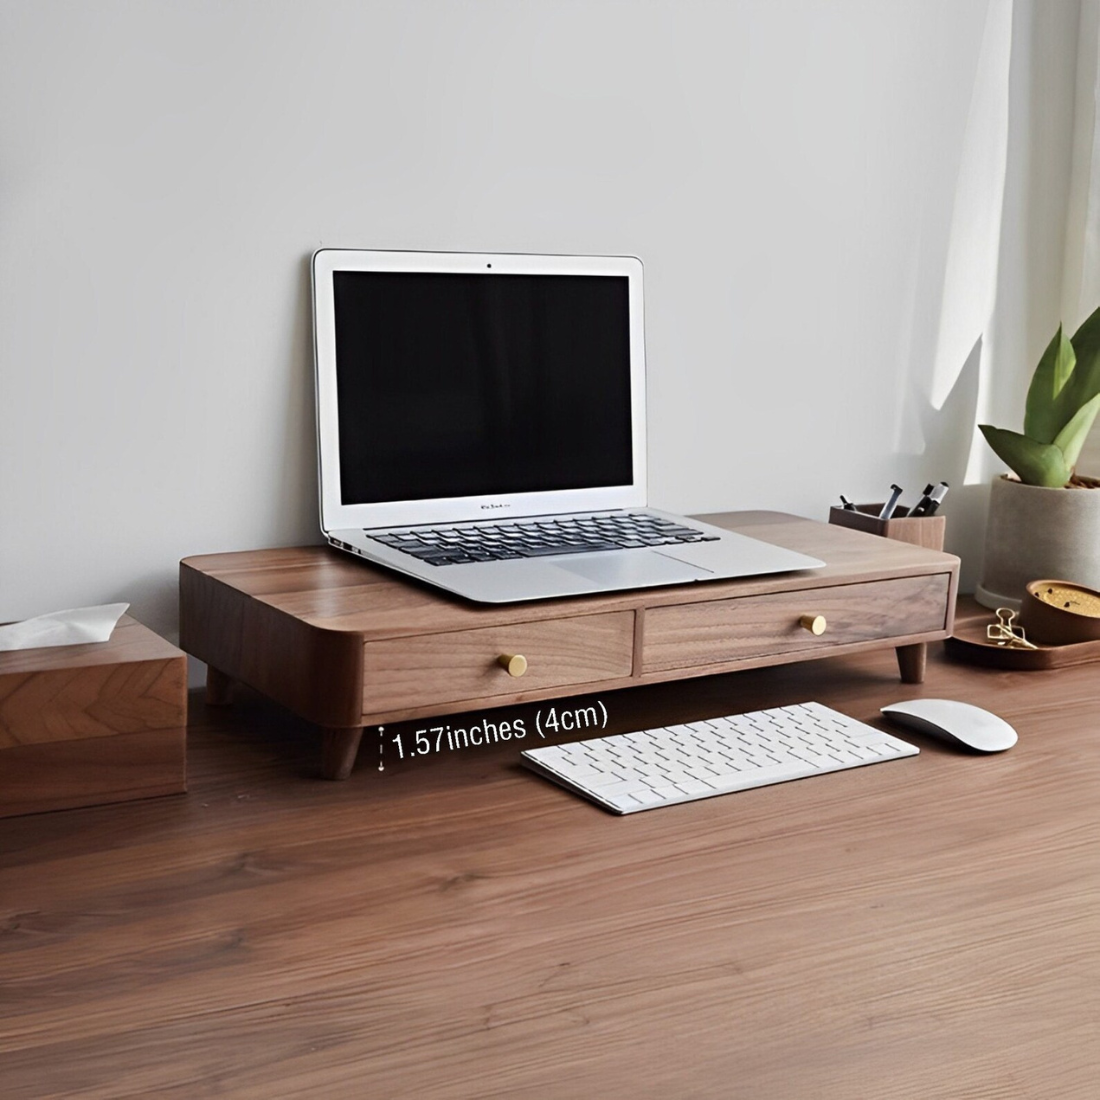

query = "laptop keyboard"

[{"left": 369, "top": 513, "right": 720, "bottom": 567}]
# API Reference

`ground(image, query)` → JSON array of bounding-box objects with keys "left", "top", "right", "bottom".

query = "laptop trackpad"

[{"left": 559, "top": 550, "right": 712, "bottom": 587}]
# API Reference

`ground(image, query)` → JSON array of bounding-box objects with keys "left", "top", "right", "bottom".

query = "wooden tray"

[{"left": 945, "top": 604, "right": 1100, "bottom": 670}]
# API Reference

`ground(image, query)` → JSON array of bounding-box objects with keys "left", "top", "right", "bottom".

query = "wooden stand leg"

[
  {"left": 896, "top": 643, "right": 927, "bottom": 684},
  {"left": 205, "top": 666, "right": 236, "bottom": 706},
  {"left": 321, "top": 728, "right": 363, "bottom": 781}
]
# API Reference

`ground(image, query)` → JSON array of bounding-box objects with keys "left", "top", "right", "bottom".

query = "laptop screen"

[{"left": 331, "top": 270, "right": 634, "bottom": 506}]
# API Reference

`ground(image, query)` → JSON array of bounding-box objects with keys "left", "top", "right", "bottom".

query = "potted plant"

[{"left": 977, "top": 305, "right": 1100, "bottom": 608}]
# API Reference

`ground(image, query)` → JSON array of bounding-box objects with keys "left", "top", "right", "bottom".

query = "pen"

[
  {"left": 879, "top": 484, "right": 904, "bottom": 520},
  {"left": 839, "top": 495, "right": 857, "bottom": 511},
  {"left": 909, "top": 483, "right": 935, "bottom": 517},
  {"left": 922, "top": 482, "right": 950, "bottom": 516},
  {"left": 911, "top": 481, "right": 948, "bottom": 517}
]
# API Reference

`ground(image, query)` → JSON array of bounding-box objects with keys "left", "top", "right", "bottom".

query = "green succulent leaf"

[
  {"left": 981, "top": 307, "right": 1100, "bottom": 485},
  {"left": 978, "top": 424, "right": 1071, "bottom": 487},
  {"left": 1065, "top": 302, "right": 1100, "bottom": 409},
  {"left": 1038, "top": 304, "right": 1100, "bottom": 443},
  {"left": 1024, "top": 325, "right": 1075, "bottom": 443},
  {"left": 1052, "top": 391, "right": 1100, "bottom": 471}
]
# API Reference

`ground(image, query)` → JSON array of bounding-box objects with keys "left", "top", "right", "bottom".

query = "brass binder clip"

[{"left": 986, "top": 608, "right": 1039, "bottom": 650}]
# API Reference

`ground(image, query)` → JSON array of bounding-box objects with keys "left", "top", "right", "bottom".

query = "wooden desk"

[{"left": 1, "top": 620, "right": 1096, "bottom": 1098}]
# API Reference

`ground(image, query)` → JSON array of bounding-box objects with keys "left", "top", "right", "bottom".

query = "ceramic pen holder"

[{"left": 828, "top": 503, "right": 946, "bottom": 552}]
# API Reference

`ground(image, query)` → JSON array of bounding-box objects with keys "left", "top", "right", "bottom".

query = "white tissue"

[{"left": 0, "top": 604, "right": 130, "bottom": 652}]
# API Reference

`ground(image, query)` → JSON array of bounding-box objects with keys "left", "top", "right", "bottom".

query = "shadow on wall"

[
  {"left": 895, "top": 336, "right": 988, "bottom": 591},
  {"left": 888, "top": 0, "right": 1015, "bottom": 593},
  {"left": 272, "top": 253, "right": 322, "bottom": 546},
  {"left": 109, "top": 567, "right": 179, "bottom": 649}
]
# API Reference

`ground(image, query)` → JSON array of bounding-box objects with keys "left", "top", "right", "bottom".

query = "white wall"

[{"left": 0, "top": 0, "right": 1082, "bottom": 647}]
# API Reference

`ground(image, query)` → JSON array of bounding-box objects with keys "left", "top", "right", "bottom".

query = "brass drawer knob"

[
  {"left": 497, "top": 653, "right": 528, "bottom": 677},
  {"left": 800, "top": 614, "right": 827, "bottom": 636}
]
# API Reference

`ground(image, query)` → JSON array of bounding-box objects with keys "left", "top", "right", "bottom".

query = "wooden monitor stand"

[{"left": 179, "top": 511, "right": 959, "bottom": 779}]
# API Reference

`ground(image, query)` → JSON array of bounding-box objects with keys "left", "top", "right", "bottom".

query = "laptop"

[{"left": 311, "top": 249, "right": 823, "bottom": 603}]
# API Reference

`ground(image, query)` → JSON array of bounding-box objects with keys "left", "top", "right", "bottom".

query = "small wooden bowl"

[{"left": 1019, "top": 579, "right": 1100, "bottom": 646}]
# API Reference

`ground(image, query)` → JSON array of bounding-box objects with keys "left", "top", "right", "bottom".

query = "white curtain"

[
  {"left": 1066, "top": 0, "right": 1100, "bottom": 474},
  {"left": 917, "top": 1, "right": 1094, "bottom": 585}
]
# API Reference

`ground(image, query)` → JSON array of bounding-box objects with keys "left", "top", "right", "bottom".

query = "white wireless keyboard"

[{"left": 521, "top": 701, "right": 918, "bottom": 814}]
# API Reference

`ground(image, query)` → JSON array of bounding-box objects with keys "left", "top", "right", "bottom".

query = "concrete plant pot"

[{"left": 976, "top": 475, "right": 1100, "bottom": 609}]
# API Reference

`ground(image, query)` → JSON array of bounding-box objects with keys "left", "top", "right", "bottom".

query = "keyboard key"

[
  {"left": 628, "top": 789, "right": 668, "bottom": 807},
  {"left": 517, "top": 542, "right": 620, "bottom": 557},
  {"left": 675, "top": 779, "right": 715, "bottom": 796},
  {"left": 372, "top": 513, "right": 722, "bottom": 566}
]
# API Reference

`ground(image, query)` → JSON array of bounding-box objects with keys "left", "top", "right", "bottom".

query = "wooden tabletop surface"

[
  {"left": 181, "top": 511, "right": 960, "bottom": 639},
  {"left": 1, "top": 609, "right": 1097, "bottom": 1098}
]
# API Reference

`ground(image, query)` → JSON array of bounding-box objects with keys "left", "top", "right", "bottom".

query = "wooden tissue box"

[{"left": 0, "top": 615, "right": 187, "bottom": 818}]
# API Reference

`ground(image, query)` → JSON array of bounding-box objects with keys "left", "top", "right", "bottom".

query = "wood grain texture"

[
  {"left": 320, "top": 729, "right": 363, "bottom": 781},
  {"left": 0, "top": 618, "right": 185, "bottom": 748},
  {"left": 829, "top": 504, "right": 947, "bottom": 551},
  {"left": 0, "top": 659, "right": 184, "bottom": 750},
  {"left": 896, "top": 641, "right": 928, "bottom": 683},
  {"left": 0, "top": 728, "right": 186, "bottom": 817},
  {"left": 180, "top": 563, "right": 366, "bottom": 728},
  {"left": 180, "top": 513, "right": 960, "bottom": 736},
  {"left": 180, "top": 512, "right": 958, "bottom": 641},
  {"left": 642, "top": 574, "right": 949, "bottom": 673},
  {"left": 0, "top": 636, "right": 1096, "bottom": 1098},
  {"left": 0, "top": 617, "right": 187, "bottom": 817},
  {"left": 362, "top": 610, "right": 634, "bottom": 713}
]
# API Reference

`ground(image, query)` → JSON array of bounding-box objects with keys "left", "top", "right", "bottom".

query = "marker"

[
  {"left": 839, "top": 495, "right": 857, "bottom": 511},
  {"left": 922, "top": 482, "right": 950, "bottom": 516},
  {"left": 908, "top": 483, "right": 935, "bottom": 517},
  {"left": 912, "top": 481, "right": 948, "bottom": 518},
  {"left": 878, "top": 484, "right": 904, "bottom": 520}
]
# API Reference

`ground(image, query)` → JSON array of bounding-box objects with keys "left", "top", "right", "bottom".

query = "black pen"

[
  {"left": 922, "top": 483, "right": 950, "bottom": 516},
  {"left": 908, "top": 483, "right": 935, "bottom": 517},
  {"left": 839, "top": 495, "right": 857, "bottom": 511},
  {"left": 912, "top": 481, "right": 948, "bottom": 517}
]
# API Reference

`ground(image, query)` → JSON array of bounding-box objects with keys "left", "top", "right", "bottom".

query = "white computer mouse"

[{"left": 881, "top": 699, "right": 1018, "bottom": 753}]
